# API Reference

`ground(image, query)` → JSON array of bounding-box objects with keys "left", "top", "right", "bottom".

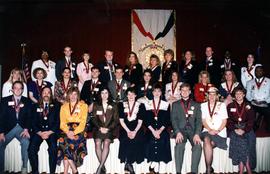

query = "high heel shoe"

[
  {"left": 205, "top": 166, "right": 214, "bottom": 174},
  {"left": 126, "top": 163, "right": 135, "bottom": 174},
  {"left": 149, "top": 166, "right": 157, "bottom": 174}
]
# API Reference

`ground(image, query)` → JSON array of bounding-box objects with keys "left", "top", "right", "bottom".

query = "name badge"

[
  {"left": 133, "top": 66, "right": 136, "bottom": 69},
  {"left": 71, "top": 67, "right": 75, "bottom": 70},
  {"left": 188, "top": 110, "right": 193, "bottom": 115},
  {"left": 74, "top": 109, "right": 80, "bottom": 113},
  {"left": 199, "top": 88, "right": 204, "bottom": 92},
  {"left": 124, "top": 108, "right": 129, "bottom": 113},
  {"left": 37, "top": 108, "right": 43, "bottom": 112},
  {"left": 209, "top": 63, "right": 213, "bottom": 66},
  {"left": 125, "top": 69, "right": 129, "bottom": 72},
  {"left": 230, "top": 108, "right": 236, "bottom": 112},
  {"left": 123, "top": 86, "right": 127, "bottom": 90},
  {"left": 104, "top": 66, "right": 109, "bottom": 70},
  {"left": 8, "top": 101, "right": 15, "bottom": 106},
  {"left": 94, "top": 88, "right": 99, "bottom": 92},
  {"left": 96, "top": 110, "right": 103, "bottom": 115},
  {"left": 141, "top": 87, "right": 144, "bottom": 91},
  {"left": 220, "top": 65, "right": 225, "bottom": 68}
]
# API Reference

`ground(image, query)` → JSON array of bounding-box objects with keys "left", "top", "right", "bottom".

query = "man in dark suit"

[
  {"left": 0, "top": 81, "right": 31, "bottom": 174},
  {"left": 55, "top": 46, "right": 77, "bottom": 81},
  {"left": 28, "top": 86, "right": 60, "bottom": 174},
  {"left": 81, "top": 66, "right": 104, "bottom": 105},
  {"left": 98, "top": 50, "right": 119, "bottom": 85},
  {"left": 198, "top": 47, "right": 221, "bottom": 87},
  {"left": 220, "top": 50, "right": 241, "bottom": 81},
  {"left": 108, "top": 67, "right": 130, "bottom": 103},
  {"left": 171, "top": 83, "right": 202, "bottom": 174}
]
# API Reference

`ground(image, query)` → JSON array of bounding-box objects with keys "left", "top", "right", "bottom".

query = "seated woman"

[
  {"left": 123, "top": 51, "right": 143, "bottom": 88},
  {"left": 55, "top": 67, "right": 77, "bottom": 104},
  {"left": 194, "top": 71, "right": 213, "bottom": 103},
  {"left": 201, "top": 87, "right": 228, "bottom": 174},
  {"left": 2, "top": 67, "right": 28, "bottom": 98},
  {"left": 227, "top": 87, "right": 256, "bottom": 174},
  {"left": 118, "top": 87, "right": 145, "bottom": 174},
  {"left": 143, "top": 84, "right": 172, "bottom": 174},
  {"left": 146, "top": 54, "right": 161, "bottom": 85},
  {"left": 165, "top": 70, "right": 182, "bottom": 105},
  {"left": 219, "top": 69, "right": 241, "bottom": 105},
  {"left": 57, "top": 87, "right": 88, "bottom": 174},
  {"left": 136, "top": 69, "right": 154, "bottom": 102},
  {"left": 92, "top": 87, "right": 119, "bottom": 174},
  {"left": 28, "top": 67, "right": 52, "bottom": 103}
]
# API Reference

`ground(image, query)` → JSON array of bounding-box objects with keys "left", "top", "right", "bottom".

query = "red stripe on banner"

[{"left": 132, "top": 10, "right": 154, "bottom": 40}]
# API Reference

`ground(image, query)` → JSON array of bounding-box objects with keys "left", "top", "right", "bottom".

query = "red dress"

[{"left": 194, "top": 83, "right": 213, "bottom": 103}]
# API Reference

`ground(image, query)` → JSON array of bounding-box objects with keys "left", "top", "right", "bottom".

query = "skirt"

[
  {"left": 201, "top": 131, "right": 228, "bottom": 150},
  {"left": 229, "top": 130, "right": 256, "bottom": 169},
  {"left": 57, "top": 123, "right": 87, "bottom": 167}
]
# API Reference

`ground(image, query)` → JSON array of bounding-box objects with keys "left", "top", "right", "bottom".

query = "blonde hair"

[
  {"left": 149, "top": 54, "right": 161, "bottom": 67},
  {"left": 66, "top": 87, "right": 80, "bottom": 102},
  {"left": 198, "top": 70, "right": 210, "bottom": 83},
  {"left": 7, "top": 68, "right": 26, "bottom": 83}
]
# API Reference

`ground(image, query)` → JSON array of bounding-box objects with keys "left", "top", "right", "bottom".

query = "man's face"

[
  {"left": 42, "top": 88, "right": 51, "bottom": 102},
  {"left": 91, "top": 69, "right": 100, "bottom": 79},
  {"left": 115, "top": 69, "right": 123, "bottom": 79},
  {"left": 13, "top": 83, "right": 23, "bottom": 97},
  {"left": 205, "top": 47, "right": 213, "bottom": 58},
  {"left": 255, "top": 67, "right": 264, "bottom": 79},
  {"left": 64, "top": 47, "right": 72, "bottom": 57},
  {"left": 105, "top": 51, "right": 113, "bottom": 61},
  {"left": 180, "top": 86, "right": 190, "bottom": 99}
]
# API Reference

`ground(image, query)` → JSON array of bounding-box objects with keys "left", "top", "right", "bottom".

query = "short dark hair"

[
  {"left": 126, "top": 87, "right": 137, "bottom": 95},
  {"left": 91, "top": 66, "right": 100, "bottom": 72},
  {"left": 180, "top": 83, "right": 191, "bottom": 90},
  {"left": 115, "top": 66, "right": 124, "bottom": 71},
  {"left": 232, "top": 86, "right": 246, "bottom": 98},
  {"left": 164, "top": 49, "right": 174, "bottom": 58},
  {"left": 12, "top": 81, "right": 24, "bottom": 90}
]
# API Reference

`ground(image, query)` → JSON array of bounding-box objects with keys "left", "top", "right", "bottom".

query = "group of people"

[{"left": 0, "top": 45, "right": 269, "bottom": 174}]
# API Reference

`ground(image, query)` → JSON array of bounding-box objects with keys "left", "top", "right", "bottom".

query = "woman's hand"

[
  {"left": 100, "top": 127, "right": 109, "bottom": 134},
  {"left": 66, "top": 131, "right": 75, "bottom": 139}
]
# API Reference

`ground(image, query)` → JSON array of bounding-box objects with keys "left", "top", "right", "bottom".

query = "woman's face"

[
  {"left": 208, "top": 92, "right": 217, "bottom": 102},
  {"left": 101, "top": 89, "right": 109, "bottom": 101},
  {"left": 150, "top": 58, "right": 158, "bottom": 67},
  {"left": 171, "top": 72, "right": 178, "bottom": 82},
  {"left": 83, "top": 53, "right": 90, "bottom": 62},
  {"left": 127, "top": 91, "right": 136, "bottom": 101},
  {"left": 225, "top": 71, "right": 233, "bottom": 81},
  {"left": 201, "top": 74, "right": 208, "bottom": 84},
  {"left": 69, "top": 91, "right": 78, "bottom": 103},
  {"left": 164, "top": 53, "right": 173, "bottom": 62},
  {"left": 36, "top": 70, "right": 44, "bottom": 80},
  {"left": 143, "top": 72, "right": 151, "bottom": 82},
  {"left": 129, "top": 54, "right": 136, "bottom": 64},
  {"left": 152, "top": 88, "right": 162, "bottom": 98},
  {"left": 62, "top": 69, "right": 71, "bottom": 79},
  {"left": 247, "top": 54, "right": 254, "bottom": 64},
  {"left": 185, "top": 51, "right": 192, "bottom": 61},
  {"left": 12, "top": 70, "right": 21, "bottom": 81}
]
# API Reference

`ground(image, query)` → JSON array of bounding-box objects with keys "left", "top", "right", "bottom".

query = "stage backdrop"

[{"left": 131, "top": 9, "right": 176, "bottom": 71}]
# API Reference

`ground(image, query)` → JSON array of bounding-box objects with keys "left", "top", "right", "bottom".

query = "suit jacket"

[
  {"left": 80, "top": 79, "right": 104, "bottom": 104},
  {"left": 0, "top": 96, "right": 32, "bottom": 134},
  {"left": 162, "top": 60, "right": 178, "bottom": 86},
  {"left": 92, "top": 102, "right": 119, "bottom": 131},
  {"left": 108, "top": 79, "right": 131, "bottom": 102},
  {"left": 98, "top": 60, "right": 119, "bottom": 84},
  {"left": 31, "top": 102, "right": 60, "bottom": 134},
  {"left": 170, "top": 99, "right": 202, "bottom": 136},
  {"left": 198, "top": 57, "right": 221, "bottom": 87},
  {"left": 179, "top": 60, "right": 198, "bottom": 88},
  {"left": 123, "top": 63, "right": 143, "bottom": 86},
  {"left": 55, "top": 58, "right": 77, "bottom": 81}
]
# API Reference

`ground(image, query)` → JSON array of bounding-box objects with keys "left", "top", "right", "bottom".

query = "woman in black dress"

[
  {"left": 136, "top": 69, "right": 154, "bottom": 102},
  {"left": 118, "top": 87, "right": 145, "bottom": 174},
  {"left": 179, "top": 50, "right": 197, "bottom": 88},
  {"left": 227, "top": 87, "right": 256, "bottom": 174},
  {"left": 161, "top": 49, "right": 178, "bottom": 90},
  {"left": 143, "top": 84, "right": 171, "bottom": 174},
  {"left": 92, "top": 87, "right": 119, "bottom": 174},
  {"left": 123, "top": 52, "right": 143, "bottom": 88}
]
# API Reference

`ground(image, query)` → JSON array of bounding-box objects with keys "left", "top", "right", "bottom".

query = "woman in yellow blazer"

[
  {"left": 57, "top": 87, "right": 88, "bottom": 174},
  {"left": 92, "top": 87, "right": 119, "bottom": 174}
]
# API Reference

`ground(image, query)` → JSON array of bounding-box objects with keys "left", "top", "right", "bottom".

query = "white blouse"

[
  {"left": 165, "top": 82, "right": 182, "bottom": 102},
  {"left": 201, "top": 101, "right": 228, "bottom": 137},
  {"left": 241, "top": 64, "right": 261, "bottom": 88}
]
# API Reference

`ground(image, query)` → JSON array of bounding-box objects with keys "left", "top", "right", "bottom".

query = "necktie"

[{"left": 45, "top": 103, "right": 49, "bottom": 114}]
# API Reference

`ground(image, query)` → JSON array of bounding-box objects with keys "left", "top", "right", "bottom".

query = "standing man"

[
  {"left": 0, "top": 81, "right": 31, "bottom": 174},
  {"left": 108, "top": 67, "right": 130, "bottom": 103},
  {"left": 246, "top": 65, "right": 270, "bottom": 131},
  {"left": 98, "top": 50, "right": 119, "bottom": 85},
  {"left": 220, "top": 50, "right": 240, "bottom": 80},
  {"left": 28, "top": 87, "right": 60, "bottom": 174},
  {"left": 55, "top": 46, "right": 77, "bottom": 81},
  {"left": 198, "top": 47, "right": 221, "bottom": 87},
  {"left": 171, "top": 83, "right": 202, "bottom": 174},
  {"left": 31, "top": 50, "right": 57, "bottom": 89}
]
